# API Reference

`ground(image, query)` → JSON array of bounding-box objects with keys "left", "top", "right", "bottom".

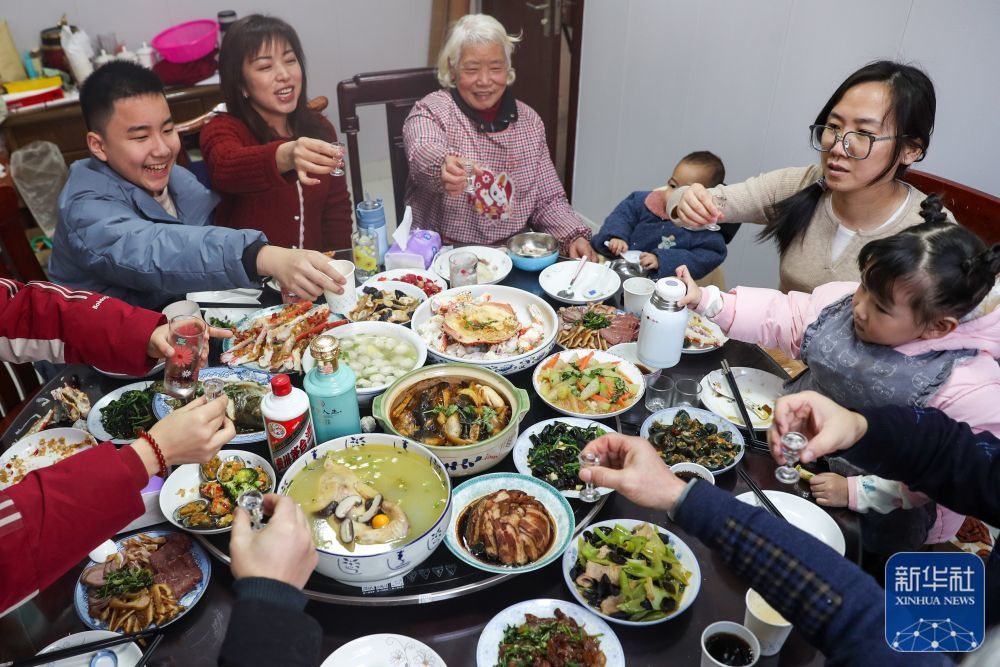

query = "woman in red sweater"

[{"left": 201, "top": 14, "right": 353, "bottom": 252}]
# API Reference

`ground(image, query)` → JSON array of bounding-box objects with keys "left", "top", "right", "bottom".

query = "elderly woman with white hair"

[{"left": 403, "top": 14, "right": 596, "bottom": 259}]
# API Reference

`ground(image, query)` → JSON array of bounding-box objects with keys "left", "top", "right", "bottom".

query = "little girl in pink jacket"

[{"left": 678, "top": 197, "right": 1000, "bottom": 549}]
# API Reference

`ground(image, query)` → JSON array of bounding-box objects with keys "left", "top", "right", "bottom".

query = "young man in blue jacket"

[
  {"left": 580, "top": 391, "right": 1000, "bottom": 665},
  {"left": 50, "top": 62, "right": 346, "bottom": 310}
]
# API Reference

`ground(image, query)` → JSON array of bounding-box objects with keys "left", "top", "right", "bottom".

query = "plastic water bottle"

[{"left": 637, "top": 277, "right": 689, "bottom": 369}]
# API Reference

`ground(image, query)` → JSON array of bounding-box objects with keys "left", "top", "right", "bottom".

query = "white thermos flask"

[{"left": 637, "top": 277, "right": 689, "bottom": 369}]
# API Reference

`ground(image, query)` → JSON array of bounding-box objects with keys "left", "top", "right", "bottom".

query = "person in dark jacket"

[
  {"left": 592, "top": 151, "right": 728, "bottom": 279},
  {"left": 579, "top": 392, "right": 1000, "bottom": 665}
]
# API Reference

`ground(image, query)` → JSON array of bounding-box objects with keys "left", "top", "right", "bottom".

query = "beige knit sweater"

[{"left": 667, "top": 165, "right": 950, "bottom": 293}]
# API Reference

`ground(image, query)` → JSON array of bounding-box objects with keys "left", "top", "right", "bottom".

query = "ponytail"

[
  {"left": 758, "top": 180, "right": 825, "bottom": 254},
  {"left": 859, "top": 195, "right": 997, "bottom": 325}
]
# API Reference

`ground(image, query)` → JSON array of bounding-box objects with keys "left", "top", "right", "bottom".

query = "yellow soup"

[{"left": 286, "top": 444, "right": 449, "bottom": 555}]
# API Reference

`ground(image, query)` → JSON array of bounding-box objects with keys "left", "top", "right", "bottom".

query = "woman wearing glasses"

[{"left": 668, "top": 60, "right": 949, "bottom": 293}]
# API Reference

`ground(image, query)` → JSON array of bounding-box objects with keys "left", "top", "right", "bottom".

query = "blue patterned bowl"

[{"left": 277, "top": 433, "right": 452, "bottom": 585}]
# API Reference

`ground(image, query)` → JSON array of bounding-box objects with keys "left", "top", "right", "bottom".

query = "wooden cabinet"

[{"left": 2, "top": 84, "right": 223, "bottom": 166}]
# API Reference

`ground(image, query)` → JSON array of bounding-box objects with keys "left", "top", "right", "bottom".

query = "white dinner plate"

[
  {"left": 539, "top": 260, "right": 621, "bottom": 305},
  {"left": 512, "top": 417, "right": 614, "bottom": 499},
  {"left": 683, "top": 313, "right": 729, "bottom": 354},
  {"left": 699, "top": 367, "right": 785, "bottom": 430},
  {"left": 186, "top": 288, "right": 261, "bottom": 304},
  {"left": 736, "top": 490, "right": 846, "bottom": 555},
  {"left": 87, "top": 381, "right": 156, "bottom": 445},
  {"left": 92, "top": 360, "right": 165, "bottom": 379},
  {"left": 321, "top": 633, "right": 446, "bottom": 667},
  {"left": 37, "top": 630, "right": 143, "bottom": 666},
  {"left": 160, "top": 451, "right": 275, "bottom": 535},
  {"left": 562, "top": 518, "right": 701, "bottom": 626},
  {"left": 532, "top": 348, "right": 644, "bottom": 419},
  {"left": 203, "top": 306, "right": 259, "bottom": 329},
  {"left": 432, "top": 246, "right": 513, "bottom": 285},
  {"left": 362, "top": 268, "right": 447, "bottom": 297},
  {"left": 477, "top": 599, "right": 625, "bottom": 666},
  {"left": 0, "top": 428, "right": 98, "bottom": 490},
  {"left": 639, "top": 407, "right": 746, "bottom": 475}
]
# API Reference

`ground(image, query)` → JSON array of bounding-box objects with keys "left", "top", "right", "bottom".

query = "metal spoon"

[{"left": 557, "top": 256, "right": 589, "bottom": 299}]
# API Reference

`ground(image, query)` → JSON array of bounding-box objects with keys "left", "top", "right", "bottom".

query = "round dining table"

[{"left": 0, "top": 260, "right": 860, "bottom": 667}]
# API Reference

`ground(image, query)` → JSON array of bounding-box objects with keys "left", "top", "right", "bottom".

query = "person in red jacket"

[
  {"left": 202, "top": 14, "right": 353, "bottom": 252},
  {"left": 0, "top": 278, "right": 236, "bottom": 615}
]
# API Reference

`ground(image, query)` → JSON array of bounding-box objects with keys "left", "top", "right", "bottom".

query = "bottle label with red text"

[{"left": 265, "top": 411, "right": 316, "bottom": 473}]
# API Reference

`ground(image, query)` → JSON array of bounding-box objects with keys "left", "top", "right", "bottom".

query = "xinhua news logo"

[{"left": 885, "top": 552, "right": 985, "bottom": 652}]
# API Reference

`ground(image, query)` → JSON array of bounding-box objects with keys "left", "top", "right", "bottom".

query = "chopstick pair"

[
  {"left": 720, "top": 360, "right": 769, "bottom": 452},
  {"left": 720, "top": 361, "right": 787, "bottom": 522},
  {"left": 4, "top": 631, "right": 159, "bottom": 667}
]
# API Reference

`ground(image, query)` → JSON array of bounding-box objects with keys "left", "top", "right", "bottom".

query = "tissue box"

[
  {"left": 118, "top": 475, "right": 167, "bottom": 534},
  {"left": 385, "top": 229, "right": 441, "bottom": 270}
]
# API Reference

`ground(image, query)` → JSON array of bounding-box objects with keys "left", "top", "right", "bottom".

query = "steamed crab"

[{"left": 430, "top": 291, "right": 546, "bottom": 355}]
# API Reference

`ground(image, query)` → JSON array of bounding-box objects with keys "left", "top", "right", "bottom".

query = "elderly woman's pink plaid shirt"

[{"left": 403, "top": 90, "right": 590, "bottom": 252}]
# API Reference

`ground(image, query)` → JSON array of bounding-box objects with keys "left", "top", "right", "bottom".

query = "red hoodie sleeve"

[
  {"left": 0, "top": 279, "right": 165, "bottom": 374},
  {"left": 0, "top": 443, "right": 148, "bottom": 615}
]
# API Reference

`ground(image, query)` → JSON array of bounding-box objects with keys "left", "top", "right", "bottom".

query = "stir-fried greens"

[
  {"left": 497, "top": 608, "right": 606, "bottom": 667},
  {"left": 536, "top": 352, "right": 640, "bottom": 415},
  {"left": 527, "top": 421, "right": 608, "bottom": 491},
  {"left": 581, "top": 310, "right": 612, "bottom": 330},
  {"left": 96, "top": 565, "right": 154, "bottom": 598},
  {"left": 100, "top": 385, "right": 157, "bottom": 439},
  {"left": 646, "top": 409, "right": 741, "bottom": 471},
  {"left": 571, "top": 523, "right": 691, "bottom": 622}
]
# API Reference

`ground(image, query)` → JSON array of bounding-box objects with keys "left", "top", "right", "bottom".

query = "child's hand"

[
  {"left": 607, "top": 238, "right": 629, "bottom": 256},
  {"left": 810, "top": 473, "right": 849, "bottom": 507},
  {"left": 639, "top": 252, "right": 658, "bottom": 270},
  {"left": 675, "top": 265, "right": 702, "bottom": 308}
]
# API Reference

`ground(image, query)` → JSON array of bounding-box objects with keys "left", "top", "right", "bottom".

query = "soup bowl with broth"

[{"left": 278, "top": 433, "right": 452, "bottom": 585}]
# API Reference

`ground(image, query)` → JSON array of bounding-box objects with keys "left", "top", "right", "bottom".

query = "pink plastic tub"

[{"left": 151, "top": 20, "right": 218, "bottom": 63}]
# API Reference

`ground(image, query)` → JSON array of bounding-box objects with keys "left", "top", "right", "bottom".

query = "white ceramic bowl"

[
  {"left": 700, "top": 367, "right": 784, "bottom": 430},
  {"left": 322, "top": 634, "right": 446, "bottom": 667},
  {"left": 411, "top": 284, "right": 558, "bottom": 376},
  {"left": 301, "top": 321, "right": 427, "bottom": 406},
  {"left": 562, "top": 518, "right": 701, "bottom": 626},
  {"left": 512, "top": 417, "right": 614, "bottom": 499},
  {"left": 736, "top": 490, "right": 846, "bottom": 555},
  {"left": 670, "top": 461, "right": 716, "bottom": 486},
  {"left": 539, "top": 260, "right": 621, "bottom": 305},
  {"left": 640, "top": 407, "right": 746, "bottom": 475},
  {"left": 445, "top": 472, "right": 575, "bottom": 574},
  {"left": 277, "top": 433, "right": 453, "bottom": 585},
  {"left": 160, "top": 450, "right": 275, "bottom": 535},
  {"left": 532, "top": 348, "right": 645, "bottom": 419},
  {"left": 432, "top": 246, "right": 513, "bottom": 285},
  {"left": 372, "top": 364, "right": 530, "bottom": 477},
  {"left": 37, "top": 631, "right": 143, "bottom": 666}
]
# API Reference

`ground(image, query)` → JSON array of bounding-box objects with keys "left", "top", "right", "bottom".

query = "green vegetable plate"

[
  {"left": 512, "top": 417, "right": 614, "bottom": 499},
  {"left": 562, "top": 518, "right": 702, "bottom": 625},
  {"left": 87, "top": 381, "right": 156, "bottom": 445}
]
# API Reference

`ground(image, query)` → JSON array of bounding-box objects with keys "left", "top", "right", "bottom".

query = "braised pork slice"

[{"left": 463, "top": 489, "right": 554, "bottom": 566}]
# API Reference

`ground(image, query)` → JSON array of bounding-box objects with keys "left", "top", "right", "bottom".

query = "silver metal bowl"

[
  {"left": 507, "top": 232, "right": 559, "bottom": 258},
  {"left": 608, "top": 258, "right": 650, "bottom": 280}
]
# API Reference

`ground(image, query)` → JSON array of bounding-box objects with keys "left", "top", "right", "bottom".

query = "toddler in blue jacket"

[{"left": 592, "top": 151, "right": 728, "bottom": 280}]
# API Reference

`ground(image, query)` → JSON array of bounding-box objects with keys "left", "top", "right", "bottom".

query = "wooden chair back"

[
  {"left": 336, "top": 68, "right": 439, "bottom": 223},
  {"left": 903, "top": 169, "right": 1000, "bottom": 245},
  {"left": 0, "top": 186, "right": 46, "bottom": 283},
  {"left": 175, "top": 96, "right": 330, "bottom": 168}
]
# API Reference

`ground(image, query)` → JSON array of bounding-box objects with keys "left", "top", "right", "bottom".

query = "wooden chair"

[
  {"left": 903, "top": 169, "right": 1000, "bottom": 245},
  {"left": 0, "top": 186, "right": 46, "bottom": 283},
  {"left": 336, "top": 68, "right": 440, "bottom": 223},
  {"left": 175, "top": 96, "right": 330, "bottom": 168}
]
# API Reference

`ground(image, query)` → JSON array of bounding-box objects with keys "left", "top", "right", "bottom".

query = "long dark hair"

[
  {"left": 858, "top": 195, "right": 1000, "bottom": 325},
  {"left": 760, "top": 61, "right": 937, "bottom": 255},
  {"left": 218, "top": 14, "right": 331, "bottom": 142}
]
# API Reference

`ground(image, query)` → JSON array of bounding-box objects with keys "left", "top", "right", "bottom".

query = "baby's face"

[{"left": 663, "top": 161, "right": 716, "bottom": 200}]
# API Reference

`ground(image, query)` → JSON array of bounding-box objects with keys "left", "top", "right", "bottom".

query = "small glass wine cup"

[
  {"left": 579, "top": 452, "right": 601, "bottom": 502},
  {"left": 463, "top": 159, "right": 476, "bottom": 194},
  {"left": 775, "top": 432, "right": 807, "bottom": 484},
  {"left": 238, "top": 489, "right": 264, "bottom": 531},
  {"left": 704, "top": 193, "right": 725, "bottom": 232}
]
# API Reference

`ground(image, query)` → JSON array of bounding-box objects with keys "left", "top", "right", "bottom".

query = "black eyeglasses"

[{"left": 809, "top": 124, "right": 901, "bottom": 160}]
